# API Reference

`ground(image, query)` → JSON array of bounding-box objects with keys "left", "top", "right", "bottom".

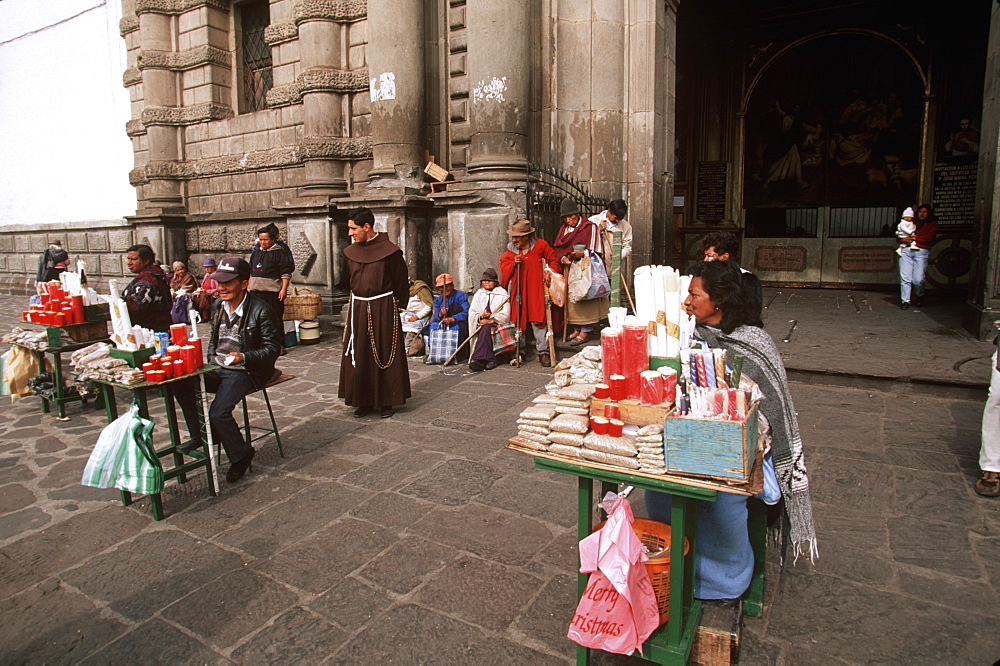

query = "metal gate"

[{"left": 526, "top": 164, "right": 609, "bottom": 243}]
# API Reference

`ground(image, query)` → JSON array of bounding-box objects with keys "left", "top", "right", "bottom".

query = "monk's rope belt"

[{"left": 345, "top": 291, "right": 397, "bottom": 369}]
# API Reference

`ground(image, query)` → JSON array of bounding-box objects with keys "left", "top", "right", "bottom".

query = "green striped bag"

[
  {"left": 114, "top": 407, "right": 163, "bottom": 496},
  {"left": 82, "top": 405, "right": 139, "bottom": 489}
]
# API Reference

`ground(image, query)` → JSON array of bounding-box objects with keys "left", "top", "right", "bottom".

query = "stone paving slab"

[{"left": 0, "top": 292, "right": 998, "bottom": 663}]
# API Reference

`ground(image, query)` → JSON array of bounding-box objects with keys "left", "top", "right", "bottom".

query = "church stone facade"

[{"left": 3, "top": 0, "right": 1000, "bottom": 339}]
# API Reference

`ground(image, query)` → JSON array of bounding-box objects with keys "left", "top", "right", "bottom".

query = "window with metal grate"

[{"left": 239, "top": 0, "right": 272, "bottom": 114}]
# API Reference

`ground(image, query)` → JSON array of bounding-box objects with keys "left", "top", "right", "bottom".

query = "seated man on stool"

[{"left": 176, "top": 257, "right": 281, "bottom": 483}]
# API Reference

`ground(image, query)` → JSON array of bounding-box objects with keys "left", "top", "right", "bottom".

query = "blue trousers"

[
  {"left": 176, "top": 369, "right": 254, "bottom": 465},
  {"left": 644, "top": 490, "right": 753, "bottom": 600},
  {"left": 898, "top": 247, "right": 929, "bottom": 304}
]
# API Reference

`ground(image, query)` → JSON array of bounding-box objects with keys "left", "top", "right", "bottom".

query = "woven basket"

[
  {"left": 283, "top": 287, "right": 322, "bottom": 321},
  {"left": 593, "top": 517, "right": 689, "bottom": 626}
]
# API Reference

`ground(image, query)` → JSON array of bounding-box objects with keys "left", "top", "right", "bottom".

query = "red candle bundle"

[
  {"left": 622, "top": 324, "right": 648, "bottom": 400},
  {"left": 169, "top": 323, "right": 189, "bottom": 346},
  {"left": 149, "top": 355, "right": 162, "bottom": 369},
  {"left": 694, "top": 352, "right": 708, "bottom": 387},
  {"left": 659, "top": 367, "right": 678, "bottom": 404},
  {"left": 601, "top": 329, "right": 623, "bottom": 385},
  {"left": 608, "top": 419, "right": 624, "bottom": 437},
  {"left": 166, "top": 346, "right": 181, "bottom": 359},
  {"left": 61, "top": 307, "right": 75, "bottom": 324},
  {"left": 609, "top": 374, "right": 627, "bottom": 402},
  {"left": 173, "top": 359, "right": 184, "bottom": 377},
  {"left": 594, "top": 384, "right": 610, "bottom": 400},
  {"left": 603, "top": 403, "right": 620, "bottom": 420},
  {"left": 728, "top": 388, "right": 739, "bottom": 420},
  {"left": 591, "top": 416, "right": 609, "bottom": 435},
  {"left": 71, "top": 295, "right": 85, "bottom": 324},
  {"left": 640, "top": 370, "right": 664, "bottom": 406},
  {"left": 161, "top": 360, "right": 174, "bottom": 379},
  {"left": 189, "top": 338, "right": 204, "bottom": 367},
  {"left": 180, "top": 345, "right": 197, "bottom": 374}
]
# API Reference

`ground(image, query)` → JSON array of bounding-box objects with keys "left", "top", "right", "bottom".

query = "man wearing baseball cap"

[{"left": 176, "top": 256, "right": 282, "bottom": 483}]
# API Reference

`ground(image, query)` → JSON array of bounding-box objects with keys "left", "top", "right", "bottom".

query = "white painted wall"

[{"left": 0, "top": 0, "right": 136, "bottom": 226}]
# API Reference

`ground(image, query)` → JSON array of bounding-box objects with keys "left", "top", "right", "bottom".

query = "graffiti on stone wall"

[{"left": 473, "top": 76, "right": 507, "bottom": 104}]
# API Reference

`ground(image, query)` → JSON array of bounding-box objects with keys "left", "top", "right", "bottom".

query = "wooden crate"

[
  {"left": 663, "top": 404, "right": 758, "bottom": 482},
  {"left": 590, "top": 397, "right": 674, "bottom": 426},
  {"left": 84, "top": 303, "right": 110, "bottom": 322},
  {"left": 691, "top": 600, "right": 742, "bottom": 665}
]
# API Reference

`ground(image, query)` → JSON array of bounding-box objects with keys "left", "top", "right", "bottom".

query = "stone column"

[
  {"left": 465, "top": 0, "right": 530, "bottom": 180},
  {"left": 136, "top": 10, "right": 183, "bottom": 208},
  {"left": 965, "top": 0, "right": 1000, "bottom": 339},
  {"left": 366, "top": 0, "right": 425, "bottom": 181},
  {"left": 298, "top": 13, "right": 348, "bottom": 196}
]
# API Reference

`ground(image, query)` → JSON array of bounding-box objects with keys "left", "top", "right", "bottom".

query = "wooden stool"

[{"left": 239, "top": 373, "right": 294, "bottom": 457}]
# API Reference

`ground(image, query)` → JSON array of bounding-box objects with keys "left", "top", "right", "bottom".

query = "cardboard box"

[{"left": 663, "top": 403, "right": 758, "bottom": 482}]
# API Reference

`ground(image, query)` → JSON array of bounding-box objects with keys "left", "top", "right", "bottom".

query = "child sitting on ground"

[{"left": 895, "top": 207, "right": 917, "bottom": 257}]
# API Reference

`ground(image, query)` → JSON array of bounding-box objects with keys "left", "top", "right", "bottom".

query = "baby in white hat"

[{"left": 895, "top": 207, "right": 917, "bottom": 257}]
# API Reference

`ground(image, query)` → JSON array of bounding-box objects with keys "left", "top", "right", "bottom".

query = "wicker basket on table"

[
  {"left": 283, "top": 287, "right": 322, "bottom": 321},
  {"left": 593, "top": 517, "right": 689, "bottom": 625}
]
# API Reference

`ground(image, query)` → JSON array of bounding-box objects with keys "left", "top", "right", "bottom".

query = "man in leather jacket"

[{"left": 176, "top": 257, "right": 281, "bottom": 482}]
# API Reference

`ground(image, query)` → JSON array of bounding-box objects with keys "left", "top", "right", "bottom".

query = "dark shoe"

[
  {"left": 354, "top": 406, "right": 374, "bottom": 417},
  {"left": 538, "top": 352, "right": 552, "bottom": 367},
  {"left": 226, "top": 448, "right": 255, "bottom": 483},
  {"left": 178, "top": 439, "right": 202, "bottom": 453},
  {"left": 469, "top": 360, "right": 486, "bottom": 372},
  {"left": 485, "top": 360, "right": 498, "bottom": 370},
  {"left": 379, "top": 406, "right": 395, "bottom": 419},
  {"left": 913, "top": 297, "right": 925, "bottom": 307},
  {"left": 975, "top": 471, "right": 1000, "bottom": 497},
  {"left": 900, "top": 301, "right": 910, "bottom": 310}
]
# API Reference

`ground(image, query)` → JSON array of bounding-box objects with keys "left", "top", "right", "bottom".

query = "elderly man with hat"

[
  {"left": 553, "top": 198, "right": 608, "bottom": 345},
  {"left": 429, "top": 273, "right": 470, "bottom": 361},
  {"left": 500, "top": 219, "right": 562, "bottom": 367},
  {"left": 468, "top": 268, "right": 511, "bottom": 372},
  {"left": 175, "top": 256, "right": 282, "bottom": 483}
]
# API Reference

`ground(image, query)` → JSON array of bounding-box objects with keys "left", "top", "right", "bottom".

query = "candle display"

[
  {"left": 169, "top": 323, "right": 189, "bottom": 346},
  {"left": 591, "top": 416, "right": 609, "bottom": 435},
  {"left": 609, "top": 374, "right": 627, "bottom": 402},
  {"left": 594, "top": 383, "right": 610, "bottom": 400},
  {"left": 659, "top": 367, "right": 678, "bottom": 404},
  {"left": 603, "top": 403, "right": 620, "bottom": 420},
  {"left": 608, "top": 419, "right": 624, "bottom": 437}
]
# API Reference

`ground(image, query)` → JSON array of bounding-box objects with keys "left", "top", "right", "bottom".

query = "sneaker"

[{"left": 975, "top": 471, "right": 1000, "bottom": 497}]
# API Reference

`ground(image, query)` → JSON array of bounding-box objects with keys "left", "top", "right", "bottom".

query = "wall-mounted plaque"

[
  {"left": 932, "top": 163, "right": 977, "bottom": 226},
  {"left": 838, "top": 247, "right": 895, "bottom": 272},
  {"left": 755, "top": 246, "right": 807, "bottom": 272},
  {"left": 696, "top": 161, "right": 728, "bottom": 221}
]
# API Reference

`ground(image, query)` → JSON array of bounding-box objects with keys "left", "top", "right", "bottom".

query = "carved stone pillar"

[
  {"left": 465, "top": 0, "right": 530, "bottom": 180},
  {"left": 135, "top": 8, "right": 183, "bottom": 208},
  {"left": 297, "top": 9, "right": 349, "bottom": 196},
  {"left": 366, "top": 0, "right": 425, "bottom": 181}
]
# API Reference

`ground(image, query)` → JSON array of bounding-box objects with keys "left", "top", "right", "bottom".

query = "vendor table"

[
  {"left": 509, "top": 442, "right": 765, "bottom": 665},
  {"left": 94, "top": 365, "right": 219, "bottom": 520},
  {"left": 14, "top": 338, "right": 109, "bottom": 419}
]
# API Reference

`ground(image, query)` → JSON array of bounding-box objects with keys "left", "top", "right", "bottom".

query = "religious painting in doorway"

[{"left": 743, "top": 33, "right": 923, "bottom": 210}]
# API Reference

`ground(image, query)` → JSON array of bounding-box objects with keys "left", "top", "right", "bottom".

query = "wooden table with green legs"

[
  {"left": 511, "top": 445, "right": 765, "bottom": 665},
  {"left": 93, "top": 365, "right": 219, "bottom": 521}
]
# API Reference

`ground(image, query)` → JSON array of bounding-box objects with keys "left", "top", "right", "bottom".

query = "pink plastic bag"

[{"left": 567, "top": 493, "right": 661, "bottom": 656}]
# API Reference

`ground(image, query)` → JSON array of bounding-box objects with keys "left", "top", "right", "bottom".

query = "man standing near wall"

[
  {"left": 123, "top": 244, "right": 172, "bottom": 333},
  {"left": 339, "top": 207, "right": 411, "bottom": 418}
]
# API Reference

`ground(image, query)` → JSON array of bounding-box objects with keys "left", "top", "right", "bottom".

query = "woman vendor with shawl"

[
  {"left": 400, "top": 277, "right": 434, "bottom": 355},
  {"left": 468, "top": 268, "right": 511, "bottom": 372},
  {"left": 552, "top": 198, "right": 608, "bottom": 346},
  {"left": 645, "top": 260, "right": 816, "bottom": 599}
]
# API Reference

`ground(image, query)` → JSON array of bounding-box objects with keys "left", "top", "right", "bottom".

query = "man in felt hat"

[
  {"left": 468, "top": 267, "right": 511, "bottom": 371},
  {"left": 428, "top": 273, "right": 470, "bottom": 363},
  {"left": 500, "top": 219, "right": 562, "bottom": 367},
  {"left": 339, "top": 207, "right": 411, "bottom": 418},
  {"left": 552, "top": 198, "right": 608, "bottom": 345},
  {"left": 175, "top": 257, "right": 282, "bottom": 483}
]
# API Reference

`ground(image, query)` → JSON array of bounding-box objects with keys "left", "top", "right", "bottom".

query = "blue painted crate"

[{"left": 662, "top": 403, "right": 758, "bottom": 482}]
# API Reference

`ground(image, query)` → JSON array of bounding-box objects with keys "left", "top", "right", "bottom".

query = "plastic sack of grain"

[
  {"left": 557, "top": 398, "right": 590, "bottom": 409},
  {"left": 636, "top": 434, "right": 664, "bottom": 444},
  {"left": 550, "top": 413, "right": 590, "bottom": 434},
  {"left": 581, "top": 449, "right": 640, "bottom": 469},
  {"left": 555, "top": 405, "right": 589, "bottom": 416},
  {"left": 549, "top": 443, "right": 584, "bottom": 459},
  {"left": 533, "top": 394, "right": 561, "bottom": 405},
  {"left": 520, "top": 424, "right": 550, "bottom": 436},
  {"left": 583, "top": 433, "right": 638, "bottom": 456},
  {"left": 637, "top": 424, "right": 664, "bottom": 436},
  {"left": 548, "top": 431, "right": 585, "bottom": 446},
  {"left": 553, "top": 384, "right": 596, "bottom": 401},
  {"left": 518, "top": 417, "right": 552, "bottom": 427},
  {"left": 520, "top": 404, "right": 557, "bottom": 421}
]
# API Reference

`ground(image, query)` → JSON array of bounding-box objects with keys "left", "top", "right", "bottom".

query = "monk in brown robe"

[{"left": 338, "top": 207, "right": 411, "bottom": 418}]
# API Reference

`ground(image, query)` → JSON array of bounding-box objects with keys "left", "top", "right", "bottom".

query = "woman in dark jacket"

[{"left": 249, "top": 224, "right": 295, "bottom": 337}]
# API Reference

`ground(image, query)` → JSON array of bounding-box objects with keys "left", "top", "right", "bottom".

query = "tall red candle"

[
  {"left": 169, "top": 323, "right": 188, "bottom": 346},
  {"left": 189, "top": 338, "right": 204, "bottom": 367},
  {"left": 71, "top": 295, "right": 86, "bottom": 324},
  {"left": 180, "top": 345, "right": 197, "bottom": 374},
  {"left": 622, "top": 324, "right": 649, "bottom": 400},
  {"left": 609, "top": 374, "right": 627, "bottom": 402},
  {"left": 601, "top": 329, "right": 623, "bottom": 385},
  {"left": 659, "top": 367, "right": 678, "bottom": 404},
  {"left": 173, "top": 359, "right": 185, "bottom": 377}
]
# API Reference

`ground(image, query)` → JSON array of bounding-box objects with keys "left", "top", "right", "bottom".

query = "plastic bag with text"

[{"left": 566, "top": 492, "right": 661, "bottom": 656}]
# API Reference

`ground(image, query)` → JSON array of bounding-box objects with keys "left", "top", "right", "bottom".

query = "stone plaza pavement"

[{"left": 0, "top": 288, "right": 997, "bottom": 664}]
